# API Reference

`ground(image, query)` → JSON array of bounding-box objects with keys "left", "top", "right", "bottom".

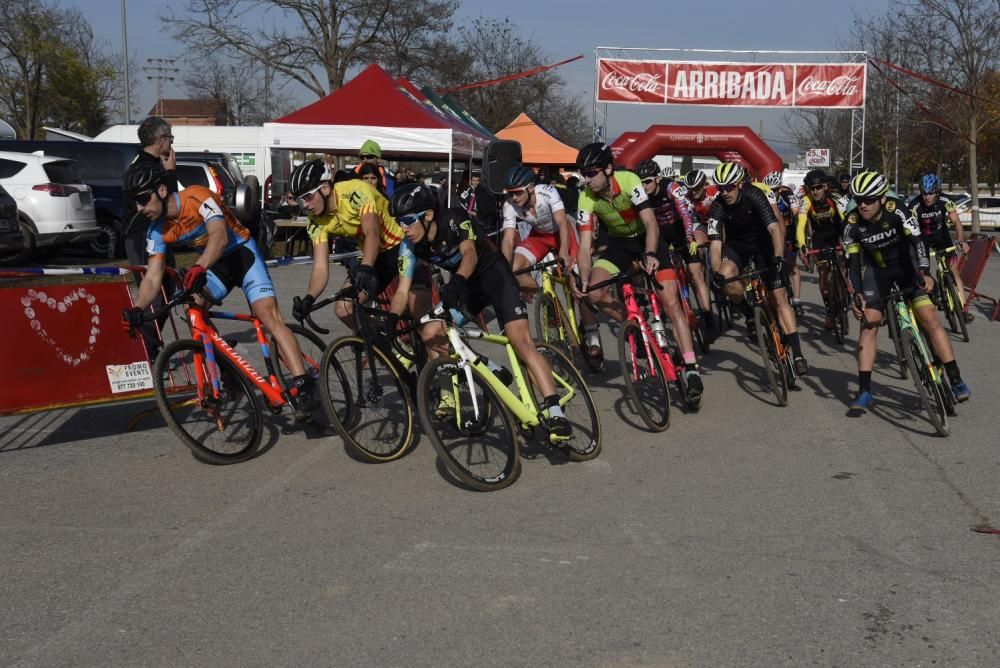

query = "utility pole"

[
  {"left": 121, "top": 0, "right": 130, "bottom": 124},
  {"left": 143, "top": 58, "right": 180, "bottom": 117}
]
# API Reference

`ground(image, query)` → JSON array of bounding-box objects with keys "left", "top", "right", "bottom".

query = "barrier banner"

[
  {"left": 597, "top": 59, "right": 865, "bottom": 108},
  {"left": 0, "top": 279, "right": 153, "bottom": 415}
]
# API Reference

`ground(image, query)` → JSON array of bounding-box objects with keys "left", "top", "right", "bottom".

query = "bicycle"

[
  {"left": 514, "top": 258, "right": 604, "bottom": 373},
  {"left": 723, "top": 261, "right": 795, "bottom": 407},
  {"left": 859, "top": 288, "right": 951, "bottom": 436},
  {"left": 930, "top": 247, "right": 970, "bottom": 343},
  {"left": 137, "top": 290, "right": 331, "bottom": 465},
  {"left": 667, "top": 246, "right": 712, "bottom": 355},
  {"left": 415, "top": 305, "right": 602, "bottom": 491},
  {"left": 587, "top": 264, "right": 702, "bottom": 432},
  {"left": 806, "top": 245, "right": 851, "bottom": 345}
]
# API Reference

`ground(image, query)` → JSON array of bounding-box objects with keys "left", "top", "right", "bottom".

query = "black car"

[
  {"left": 0, "top": 182, "right": 23, "bottom": 265},
  {"left": 0, "top": 140, "right": 141, "bottom": 257}
]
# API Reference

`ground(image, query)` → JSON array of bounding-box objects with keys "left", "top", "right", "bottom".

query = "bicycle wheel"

[
  {"left": 827, "top": 271, "right": 845, "bottom": 345},
  {"left": 270, "top": 323, "right": 328, "bottom": 415},
  {"left": 834, "top": 272, "right": 850, "bottom": 340},
  {"left": 943, "top": 274, "right": 970, "bottom": 342},
  {"left": 416, "top": 357, "right": 521, "bottom": 491},
  {"left": 533, "top": 292, "right": 572, "bottom": 359},
  {"left": 754, "top": 306, "right": 789, "bottom": 406},
  {"left": 885, "top": 303, "right": 908, "bottom": 379},
  {"left": 321, "top": 336, "right": 414, "bottom": 462},
  {"left": 900, "top": 328, "right": 949, "bottom": 436},
  {"left": 617, "top": 319, "right": 671, "bottom": 432},
  {"left": 153, "top": 339, "right": 264, "bottom": 464},
  {"left": 533, "top": 342, "right": 602, "bottom": 461}
]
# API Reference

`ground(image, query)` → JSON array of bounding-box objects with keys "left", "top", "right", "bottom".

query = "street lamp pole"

[{"left": 121, "top": 0, "right": 130, "bottom": 124}]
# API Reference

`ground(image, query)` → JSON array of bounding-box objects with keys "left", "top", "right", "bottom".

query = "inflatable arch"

[{"left": 612, "top": 125, "right": 783, "bottom": 178}]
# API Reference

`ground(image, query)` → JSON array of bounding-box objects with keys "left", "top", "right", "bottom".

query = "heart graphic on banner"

[{"left": 20, "top": 288, "right": 102, "bottom": 367}]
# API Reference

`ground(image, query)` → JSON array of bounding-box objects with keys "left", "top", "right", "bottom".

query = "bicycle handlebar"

[{"left": 511, "top": 258, "right": 562, "bottom": 277}]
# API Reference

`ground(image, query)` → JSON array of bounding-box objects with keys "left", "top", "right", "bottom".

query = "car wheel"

[
  {"left": 91, "top": 216, "right": 122, "bottom": 259},
  {"left": 0, "top": 217, "right": 36, "bottom": 267}
]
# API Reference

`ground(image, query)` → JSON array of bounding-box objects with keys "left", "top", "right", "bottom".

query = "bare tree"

[{"left": 180, "top": 55, "right": 297, "bottom": 125}]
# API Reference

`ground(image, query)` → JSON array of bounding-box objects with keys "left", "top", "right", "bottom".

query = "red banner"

[
  {"left": 597, "top": 59, "right": 866, "bottom": 108},
  {"left": 0, "top": 280, "right": 153, "bottom": 415},
  {"left": 597, "top": 59, "right": 667, "bottom": 104}
]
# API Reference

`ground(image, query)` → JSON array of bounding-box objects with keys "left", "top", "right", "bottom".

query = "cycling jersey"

[
  {"left": 843, "top": 198, "right": 928, "bottom": 296},
  {"left": 706, "top": 184, "right": 780, "bottom": 251},
  {"left": 647, "top": 179, "right": 695, "bottom": 244},
  {"left": 577, "top": 170, "right": 652, "bottom": 238},
  {"left": 306, "top": 180, "right": 404, "bottom": 250},
  {"left": 751, "top": 182, "right": 779, "bottom": 205},
  {"left": 911, "top": 198, "right": 958, "bottom": 250},
  {"left": 796, "top": 194, "right": 845, "bottom": 248},
  {"left": 502, "top": 184, "right": 565, "bottom": 235},
  {"left": 683, "top": 185, "right": 718, "bottom": 225},
  {"left": 145, "top": 186, "right": 250, "bottom": 258}
]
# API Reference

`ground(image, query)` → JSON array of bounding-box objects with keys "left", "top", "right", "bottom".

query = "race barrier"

[{"left": 957, "top": 235, "right": 1000, "bottom": 321}]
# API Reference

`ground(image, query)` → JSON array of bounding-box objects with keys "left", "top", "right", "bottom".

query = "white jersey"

[{"left": 502, "top": 184, "right": 565, "bottom": 235}]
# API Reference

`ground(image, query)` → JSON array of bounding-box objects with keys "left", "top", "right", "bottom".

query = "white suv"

[{"left": 0, "top": 150, "right": 99, "bottom": 264}]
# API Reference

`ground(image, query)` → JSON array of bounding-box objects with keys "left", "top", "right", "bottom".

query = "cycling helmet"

[
  {"left": 635, "top": 159, "right": 660, "bottom": 179},
  {"left": 849, "top": 170, "right": 890, "bottom": 198},
  {"left": 713, "top": 162, "right": 746, "bottom": 187},
  {"left": 803, "top": 169, "right": 828, "bottom": 187},
  {"left": 576, "top": 142, "right": 613, "bottom": 169},
  {"left": 661, "top": 166, "right": 676, "bottom": 178},
  {"left": 837, "top": 171, "right": 851, "bottom": 182},
  {"left": 289, "top": 158, "right": 332, "bottom": 198},
  {"left": 390, "top": 181, "right": 438, "bottom": 218},
  {"left": 123, "top": 162, "right": 166, "bottom": 197},
  {"left": 683, "top": 170, "right": 707, "bottom": 189},
  {"left": 504, "top": 165, "right": 535, "bottom": 191},
  {"left": 920, "top": 173, "right": 942, "bottom": 194},
  {"left": 763, "top": 170, "right": 783, "bottom": 188}
]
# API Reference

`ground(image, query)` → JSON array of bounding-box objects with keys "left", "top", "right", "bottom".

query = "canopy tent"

[
  {"left": 263, "top": 64, "right": 489, "bottom": 160},
  {"left": 496, "top": 113, "right": 578, "bottom": 165}
]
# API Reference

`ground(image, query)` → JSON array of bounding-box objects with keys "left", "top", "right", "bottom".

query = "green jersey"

[{"left": 577, "top": 170, "right": 652, "bottom": 238}]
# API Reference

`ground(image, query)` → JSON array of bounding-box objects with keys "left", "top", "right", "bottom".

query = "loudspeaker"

[{"left": 484, "top": 140, "right": 522, "bottom": 195}]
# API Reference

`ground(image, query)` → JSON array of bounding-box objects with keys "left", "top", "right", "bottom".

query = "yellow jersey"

[{"left": 306, "top": 180, "right": 404, "bottom": 249}]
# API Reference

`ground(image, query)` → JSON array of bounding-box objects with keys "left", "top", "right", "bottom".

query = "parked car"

[
  {"left": 0, "top": 182, "right": 23, "bottom": 264},
  {"left": 0, "top": 140, "right": 142, "bottom": 258},
  {"left": 176, "top": 151, "right": 260, "bottom": 227},
  {"left": 0, "top": 151, "right": 99, "bottom": 264},
  {"left": 957, "top": 196, "right": 1000, "bottom": 231}
]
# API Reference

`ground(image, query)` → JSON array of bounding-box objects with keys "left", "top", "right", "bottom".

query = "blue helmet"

[
  {"left": 504, "top": 164, "right": 535, "bottom": 191},
  {"left": 920, "top": 173, "right": 941, "bottom": 194}
]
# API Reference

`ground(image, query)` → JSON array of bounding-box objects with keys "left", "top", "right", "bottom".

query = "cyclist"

[
  {"left": 571, "top": 143, "right": 704, "bottom": 401},
  {"left": 120, "top": 162, "right": 320, "bottom": 420},
  {"left": 636, "top": 159, "right": 717, "bottom": 343},
  {"left": 911, "top": 173, "right": 973, "bottom": 323},
  {"left": 843, "top": 171, "right": 971, "bottom": 412},
  {"left": 288, "top": 158, "right": 407, "bottom": 330},
  {"left": 708, "top": 162, "right": 810, "bottom": 376},
  {"left": 796, "top": 168, "right": 846, "bottom": 329},
  {"left": 763, "top": 170, "right": 805, "bottom": 317},
  {"left": 386, "top": 181, "right": 573, "bottom": 445}
]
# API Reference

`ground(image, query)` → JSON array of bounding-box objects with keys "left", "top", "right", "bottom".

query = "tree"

[
  {"left": 167, "top": 0, "right": 459, "bottom": 98},
  {"left": 180, "top": 55, "right": 297, "bottom": 125}
]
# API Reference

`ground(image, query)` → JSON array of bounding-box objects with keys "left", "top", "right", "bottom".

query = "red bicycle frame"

[{"left": 619, "top": 274, "right": 681, "bottom": 384}]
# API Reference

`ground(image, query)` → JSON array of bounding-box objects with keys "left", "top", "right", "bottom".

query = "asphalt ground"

[{"left": 2, "top": 255, "right": 999, "bottom": 667}]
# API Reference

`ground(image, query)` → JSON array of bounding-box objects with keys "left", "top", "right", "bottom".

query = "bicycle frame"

[
  {"left": 619, "top": 276, "right": 681, "bottom": 383},
  {"left": 742, "top": 272, "right": 790, "bottom": 364},
  {"left": 538, "top": 263, "right": 582, "bottom": 344},
  {"left": 889, "top": 295, "right": 942, "bottom": 384}
]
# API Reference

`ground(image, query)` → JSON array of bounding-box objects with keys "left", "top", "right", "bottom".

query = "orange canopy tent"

[{"left": 496, "top": 113, "right": 578, "bottom": 165}]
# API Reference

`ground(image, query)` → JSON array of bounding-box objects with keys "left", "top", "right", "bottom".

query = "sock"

[
  {"left": 944, "top": 360, "right": 961, "bottom": 384},
  {"left": 682, "top": 351, "right": 697, "bottom": 365},
  {"left": 543, "top": 395, "right": 564, "bottom": 418},
  {"left": 791, "top": 297, "right": 800, "bottom": 305},
  {"left": 584, "top": 323, "right": 600, "bottom": 347},
  {"left": 786, "top": 332, "right": 802, "bottom": 356},
  {"left": 859, "top": 370, "right": 872, "bottom": 394}
]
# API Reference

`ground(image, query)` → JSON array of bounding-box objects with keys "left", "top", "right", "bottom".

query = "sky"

[{"left": 79, "top": 0, "right": 893, "bottom": 155}]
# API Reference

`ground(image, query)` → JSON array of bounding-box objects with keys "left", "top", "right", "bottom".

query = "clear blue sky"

[{"left": 80, "top": 0, "right": 892, "bottom": 151}]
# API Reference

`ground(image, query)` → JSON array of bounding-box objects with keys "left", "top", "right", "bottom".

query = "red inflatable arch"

[{"left": 612, "top": 125, "right": 783, "bottom": 178}]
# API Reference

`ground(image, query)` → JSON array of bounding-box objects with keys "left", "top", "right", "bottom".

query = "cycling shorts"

[
  {"left": 593, "top": 235, "right": 672, "bottom": 277},
  {"left": 204, "top": 239, "right": 275, "bottom": 305},
  {"left": 466, "top": 259, "right": 528, "bottom": 325},
  {"left": 922, "top": 228, "right": 956, "bottom": 254},
  {"left": 811, "top": 227, "right": 841, "bottom": 250},
  {"left": 514, "top": 229, "right": 579, "bottom": 266},
  {"left": 860, "top": 263, "right": 932, "bottom": 312},
  {"left": 722, "top": 243, "right": 787, "bottom": 291},
  {"left": 347, "top": 246, "right": 403, "bottom": 295}
]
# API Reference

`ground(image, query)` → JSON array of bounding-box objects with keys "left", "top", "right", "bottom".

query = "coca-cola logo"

[
  {"left": 798, "top": 75, "right": 860, "bottom": 97},
  {"left": 601, "top": 71, "right": 663, "bottom": 93}
]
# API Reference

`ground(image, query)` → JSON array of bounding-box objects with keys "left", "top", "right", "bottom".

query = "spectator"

[
  {"left": 357, "top": 161, "right": 385, "bottom": 195},
  {"left": 353, "top": 139, "right": 394, "bottom": 196}
]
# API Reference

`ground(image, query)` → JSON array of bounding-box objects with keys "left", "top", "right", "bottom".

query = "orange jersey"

[{"left": 146, "top": 185, "right": 250, "bottom": 257}]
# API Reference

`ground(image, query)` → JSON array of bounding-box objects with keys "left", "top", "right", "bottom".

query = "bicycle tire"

[
  {"left": 885, "top": 302, "right": 908, "bottom": 379},
  {"left": 944, "top": 274, "right": 969, "bottom": 342},
  {"left": 416, "top": 356, "right": 521, "bottom": 491},
  {"left": 827, "top": 271, "right": 845, "bottom": 345},
  {"left": 937, "top": 362, "right": 958, "bottom": 416},
  {"left": 533, "top": 342, "right": 602, "bottom": 461},
  {"left": 834, "top": 271, "right": 850, "bottom": 340},
  {"left": 617, "top": 319, "right": 671, "bottom": 432},
  {"left": 153, "top": 339, "right": 264, "bottom": 464},
  {"left": 269, "top": 323, "right": 329, "bottom": 418},
  {"left": 900, "top": 328, "right": 948, "bottom": 436},
  {"left": 321, "top": 336, "right": 414, "bottom": 462},
  {"left": 754, "top": 306, "right": 789, "bottom": 406},
  {"left": 533, "top": 292, "right": 572, "bottom": 360}
]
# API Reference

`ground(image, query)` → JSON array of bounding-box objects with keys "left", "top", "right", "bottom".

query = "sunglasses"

[
  {"left": 133, "top": 190, "right": 155, "bottom": 206},
  {"left": 505, "top": 187, "right": 529, "bottom": 196},
  {"left": 158, "top": 134, "right": 174, "bottom": 142},
  {"left": 580, "top": 168, "right": 602, "bottom": 178},
  {"left": 717, "top": 184, "right": 738, "bottom": 193},
  {"left": 398, "top": 210, "right": 427, "bottom": 227},
  {"left": 641, "top": 178, "right": 656, "bottom": 185},
  {"left": 295, "top": 184, "right": 324, "bottom": 205},
  {"left": 856, "top": 195, "right": 881, "bottom": 206},
  {"left": 808, "top": 184, "right": 826, "bottom": 191}
]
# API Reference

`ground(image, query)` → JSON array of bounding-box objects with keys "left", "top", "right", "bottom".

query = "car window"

[
  {"left": 978, "top": 197, "right": 1000, "bottom": 208},
  {"left": 66, "top": 147, "right": 127, "bottom": 181},
  {"left": 225, "top": 156, "right": 245, "bottom": 181},
  {"left": 0, "top": 158, "right": 26, "bottom": 179},
  {"left": 176, "top": 164, "right": 210, "bottom": 189},
  {"left": 43, "top": 160, "right": 83, "bottom": 184}
]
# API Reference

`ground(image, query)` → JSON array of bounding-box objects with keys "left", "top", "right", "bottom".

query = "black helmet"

[
  {"left": 635, "top": 159, "right": 660, "bottom": 179},
  {"left": 504, "top": 165, "right": 535, "bottom": 191},
  {"left": 683, "top": 170, "right": 706, "bottom": 189},
  {"left": 576, "top": 142, "right": 613, "bottom": 170},
  {"left": 289, "top": 158, "right": 331, "bottom": 198},
  {"left": 390, "top": 182, "right": 438, "bottom": 218},
  {"left": 803, "top": 169, "right": 828, "bottom": 187},
  {"left": 124, "top": 162, "right": 166, "bottom": 197},
  {"left": 837, "top": 171, "right": 851, "bottom": 182}
]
